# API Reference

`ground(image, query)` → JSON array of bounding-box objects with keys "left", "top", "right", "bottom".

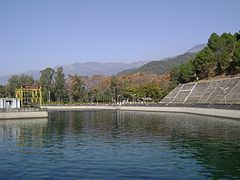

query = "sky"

[{"left": 0, "top": 0, "right": 239, "bottom": 76}]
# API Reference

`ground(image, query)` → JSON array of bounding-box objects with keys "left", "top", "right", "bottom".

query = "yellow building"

[{"left": 15, "top": 85, "right": 42, "bottom": 108}]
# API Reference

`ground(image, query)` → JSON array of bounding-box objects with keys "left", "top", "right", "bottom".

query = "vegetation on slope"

[
  {"left": 118, "top": 52, "right": 196, "bottom": 75},
  {"left": 136, "top": 53, "right": 196, "bottom": 75},
  {"left": 171, "top": 31, "right": 240, "bottom": 84}
]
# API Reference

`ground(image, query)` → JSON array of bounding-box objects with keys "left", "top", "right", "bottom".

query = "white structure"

[{"left": 0, "top": 98, "right": 21, "bottom": 109}]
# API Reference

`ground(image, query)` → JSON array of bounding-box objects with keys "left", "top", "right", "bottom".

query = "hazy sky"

[{"left": 0, "top": 0, "right": 239, "bottom": 76}]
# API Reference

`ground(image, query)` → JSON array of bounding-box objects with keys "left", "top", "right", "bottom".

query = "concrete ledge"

[
  {"left": 0, "top": 118, "right": 48, "bottom": 125},
  {"left": 119, "top": 106, "right": 240, "bottom": 120},
  {"left": 0, "top": 111, "right": 49, "bottom": 120},
  {"left": 44, "top": 105, "right": 240, "bottom": 120}
]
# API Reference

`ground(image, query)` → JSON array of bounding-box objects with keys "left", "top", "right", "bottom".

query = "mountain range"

[
  {"left": 0, "top": 61, "right": 147, "bottom": 85},
  {"left": 117, "top": 52, "right": 196, "bottom": 75},
  {"left": 0, "top": 44, "right": 206, "bottom": 85},
  {"left": 118, "top": 44, "right": 206, "bottom": 75},
  {"left": 186, "top": 44, "right": 206, "bottom": 53}
]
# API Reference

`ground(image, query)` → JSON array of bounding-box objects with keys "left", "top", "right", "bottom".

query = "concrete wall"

[
  {"left": 0, "top": 111, "right": 48, "bottom": 120},
  {"left": 44, "top": 105, "right": 240, "bottom": 120},
  {"left": 160, "top": 77, "right": 240, "bottom": 105}
]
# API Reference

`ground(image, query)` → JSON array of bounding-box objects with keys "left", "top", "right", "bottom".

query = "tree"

[
  {"left": 123, "top": 81, "right": 168, "bottom": 102},
  {"left": 123, "top": 85, "right": 139, "bottom": 102},
  {"left": 40, "top": 67, "right": 55, "bottom": 103},
  {"left": 169, "top": 68, "right": 180, "bottom": 85},
  {"left": 215, "top": 33, "right": 236, "bottom": 74},
  {"left": 220, "top": 33, "right": 236, "bottom": 54},
  {"left": 208, "top": 33, "right": 221, "bottom": 52},
  {"left": 234, "top": 41, "right": 240, "bottom": 62},
  {"left": 54, "top": 67, "right": 68, "bottom": 102},
  {"left": 5, "top": 74, "right": 34, "bottom": 97},
  {"left": 178, "top": 60, "right": 195, "bottom": 83},
  {"left": 193, "top": 47, "right": 216, "bottom": 79},
  {"left": 68, "top": 74, "right": 86, "bottom": 102},
  {"left": 139, "top": 83, "right": 161, "bottom": 99},
  {"left": 0, "top": 85, "right": 6, "bottom": 97},
  {"left": 228, "top": 40, "right": 240, "bottom": 74},
  {"left": 110, "top": 75, "right": 122, "bottom": 103},
  {"left": 216, "top": 48, "right": 231, "bottom": 74}
]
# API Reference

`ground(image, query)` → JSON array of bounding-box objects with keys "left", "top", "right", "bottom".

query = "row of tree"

[
  {"left": 0, "top": 67, "right": 82, "bottom": 103},
  {"left": 0, "top": 66, "right": 170, "bottom": 104},
  {"left": 172, "top": 31, "right": 240, "bottom": 84}
]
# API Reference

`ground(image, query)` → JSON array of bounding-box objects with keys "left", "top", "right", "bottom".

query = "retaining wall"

[
  {"left": 160, "top": 77, "right": 240, "bottom": 105},
  {"left": 0, "top": 109, "right": 49, "bottom": 120},
  {"left": 44, "top": 105, "right": 240, "bottom": 120}
]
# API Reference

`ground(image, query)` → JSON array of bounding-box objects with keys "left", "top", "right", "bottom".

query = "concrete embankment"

[
  {"left": 44, "top": 105, "right": 240, "bottom": 120},
  {"left": 0, "top": 111, "right": 49, "bottom": 120}
]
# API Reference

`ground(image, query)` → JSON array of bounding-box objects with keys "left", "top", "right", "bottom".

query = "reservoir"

[{"left": 0, "top": 110, "right": 240, "bottom": 179}]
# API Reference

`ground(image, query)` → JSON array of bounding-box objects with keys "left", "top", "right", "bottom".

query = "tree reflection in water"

[{"left": 0, "top": 111, "right": 240, "bottom": 179}]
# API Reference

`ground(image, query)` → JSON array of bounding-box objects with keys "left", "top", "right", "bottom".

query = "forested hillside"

[
  {"left": 172, "top": 31, "right": 240, "bottom": 84},
  {"left": 138, "top": 53, "right": 195, "bottom": 74},
  {"left": 119, "top": 52, "right": 196, "bottom": 75}
]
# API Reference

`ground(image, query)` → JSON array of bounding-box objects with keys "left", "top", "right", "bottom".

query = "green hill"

[
  {"left": 118, "top": 52, "right": 196, "bottom": 75},
  {"left": 172, "top": 31, "right": 240, "bottom": 84}
]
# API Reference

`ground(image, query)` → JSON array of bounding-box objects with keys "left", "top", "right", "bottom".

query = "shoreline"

[{"left": 44, "top": 105, "right": 240, "bottom": 120}]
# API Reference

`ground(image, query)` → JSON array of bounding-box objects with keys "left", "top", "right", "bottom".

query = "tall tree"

[
  {"left": 193, "top": 47, "right": 215, "bottom": 79},
  {"left": 110, "top": 75, "right": 122, "bottom": 103},
  {"left": 215, "top": 33, "right": 236, "bottom": 74},
  {"left": 40, "top": 67, "right": 55, "bottom": 103},
  {"left": 54, "top": 67, "right": 68, "bottom": 102}
]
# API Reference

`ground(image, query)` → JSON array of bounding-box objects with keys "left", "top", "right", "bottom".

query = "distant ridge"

[
  {"left": 0, "top": 61, "right": 146, "bottom": 85},
  {"left": 61, "top": 61, "right": 147, "bottom": 76},
  {"left": 118, "top": 53, "right": 196, "bottom": 75},
  {"left": 118, "top": 44, "right": 205, "bottom": 76},
  {"left": 0, "top": 44, "right": 206, "bottom": 85},
  {"left": 186, "top": 44, "right": 206, "bottom": 53}
]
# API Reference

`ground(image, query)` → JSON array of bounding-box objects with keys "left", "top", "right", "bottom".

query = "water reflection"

[
  {"left": 0, "top": 119, "right": 48, "bottom": 160},
  {"left": 0, "top": 119, "right": 47, "bottom": 144},
  {"left": 48, "top": 111, "right": 240, "bottom": 178},
  {"left": 0, "top": 111, "right": 240, "bottom": 179},
  {"left": 117, "top": 111, "right": 240, "bottom": 179}
]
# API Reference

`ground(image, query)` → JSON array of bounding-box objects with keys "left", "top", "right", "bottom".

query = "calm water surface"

[{"left": 0, "top": 110, "right": 240, "bottom": 179}]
